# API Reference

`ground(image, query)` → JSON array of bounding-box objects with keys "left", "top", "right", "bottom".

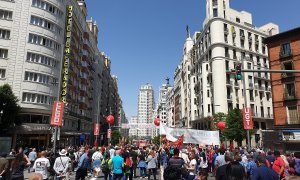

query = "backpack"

[{"left": 101, "top": 159, "right": 110, "bottom": 173}]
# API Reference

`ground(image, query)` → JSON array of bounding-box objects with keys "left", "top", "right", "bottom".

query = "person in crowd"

[
  {"left": 130, "top": 147, "right": 138, "bottom": 178},
  {"left": 251, "top": 154, "right": 278, "bottom": 180},
  {"left": 159, "top": 148, "right": 168, "bottom": 180},
  {"left": 137, "top": 152, "right": 147, "bottom": 178},
  {"left": 101, "top": 153, "right": 112, "bottom": 180},
  {"left": 75, "top": 150, "right": 93, "bottom": 180},
  {"left": 123, "top": 148, "right": 133, "bottom": 180},
  {"left": 185, "top": 151, "right": 197, "bottom": 180},
  {"left": 215, "top": 151, "right": 246, "bottom": 180},
  {"left": 266, "top": 151, "right": 275, "bottom": 167},
  {"left": 179, "top": 149, "right": 190, "bottom": 165},
  {"left": 294, "top": 152, "right": 300, "bottom": 176},
  {"left": 272, "top": 151, "right": 286, "bottom": 179},
  {"left": 146, "top": 150, "right": 157, "bottom": 180},
  {"left": 109, "top": 146, "right": 116, "bottom": 159},
  {"left": 0, "top": 153, "right": 9, "bottom": 180},
  {"left": 28, "top": 148, "right": 37, "bottom": 173},
  {"left": 91, "top": 147, "right": 103, "bottom": 178},
  {"left": 168, "top": 148, "right": 185, "bottom": 168},
  {"left": 246, "top": 154, "right": 257, "bottom": 179},
  {"left": 32, "top": 151, "right": 50, "bottom": 180},
  {"left": 28, "top": 173, "right": 43, "bottom": 180},
  {"left": 53, "top": 149, "right": 71, "bottom": 180},
  {"left": 111, "top": 150, "right": 124, "bottom": 180},
  {"left": 194, "top": 169, "right": 208, "bottom": 180},
  {"left": 214, "top": 148, "right": 226, "bottom": 170},
  {"left": 68, "top": 149, "right": 76, "bottom": 172},
  {"left": 199, "top": 148, "right": 208, "bottom": 173},
  {"left": 11, "top": 148, "right": 31, "bottom": 180}
]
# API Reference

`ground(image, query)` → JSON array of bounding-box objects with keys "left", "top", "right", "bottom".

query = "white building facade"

[
  {"left": 129, "top": 116, "right": 138, "bottom": 137},
  {"left": 137, "top": 84, "right": 155, "bottom": 138},
  {"left": 157, "top": 80, "right": 172, "bottom": 126},
  {"left": 189, "top": 0, "right": 279, "bottom": 146}
]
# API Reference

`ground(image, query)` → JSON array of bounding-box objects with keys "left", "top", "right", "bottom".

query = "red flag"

[{"left": 50, "top": 101, "right": 64, "bottom": 127}]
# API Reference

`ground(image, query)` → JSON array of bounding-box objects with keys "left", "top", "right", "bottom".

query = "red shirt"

[{"left": 272, "top": 156, "right": 286, "bottom": 177}]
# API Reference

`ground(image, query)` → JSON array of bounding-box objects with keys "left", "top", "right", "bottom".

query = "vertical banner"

[
  {"left": 242, "top": 108, "right": 253, "bottom": 130},
  {"left": 107, "top": 129, "right": 112, "bottom": 139},
  {"left": 50, "top": 101, "right": 64, "bottom": 127},
  {"left": 94, "top": 123, "right": 100, "bottom": 136}
]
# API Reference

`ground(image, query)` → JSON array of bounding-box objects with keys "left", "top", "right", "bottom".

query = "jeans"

[
  {"left": 140, "top": 167, "right": 147, "bottom": 177},
  {"left": 113, "top": 173, "right": 123, "bottom": 180},
  {"left": 104, "top": 172, "right": 112, "bottom": 180},
  {"left": 147, "top": 168, "right": 156, "bottom": 180}
]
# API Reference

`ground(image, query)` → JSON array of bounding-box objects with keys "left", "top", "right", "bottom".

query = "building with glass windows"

[{"left": 0, "top": 0, "right": 121, "bottom": 148}]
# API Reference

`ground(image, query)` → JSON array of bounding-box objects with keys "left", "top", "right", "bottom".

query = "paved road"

[{"left": 24, "top": 170, "right": 215, "bottom": 180}]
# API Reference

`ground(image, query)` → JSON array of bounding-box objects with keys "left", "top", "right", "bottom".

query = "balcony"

[
  {"left": 248, "top": 36, "right": 253, "bottom": 42},
  {"left": 281, "top": 73, "right": 294, "bottom": 79},
  {"left": 250, "top": 97, "right": 254, "bottom": 102},
  {"left": 249, "top": 82, "right": 254, "bottom": 89},
  {"left": 286, "top": 117, "right": 300, "bottom": 125},
  {"left": 258, "top": 86, "right": 265, "bottom": 91},
  {"left": 265, "top": 87, "right": 271, "bottom": 92},
  {"left": 240, "top": 34, "right": 245, "bottom": 40},
  {"left": 224, "top": 28, "right": 229, "bottom": 35},
  {"left": 227, "top": 95, "right": 232, "bottom": 101},
  {"left": 280, "top": 51, "right": 292, "bottom": 59},
  {"left": 252, "top": 113, "right": 273, "bottom": 119},
  {"left": 284, "top": 93, "right": 298, "bottom": 101}
]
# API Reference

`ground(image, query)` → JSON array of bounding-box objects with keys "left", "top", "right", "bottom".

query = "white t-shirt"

[
  {"left": 199, "top": 156, "right": 208, "bottom": 168},
  {"left": 53, "top": 156, "right": 71, "bottom": 174},
  {"left": 92, "top": 151, "right": 103, "bottom": 160},
  {"left": 109, "top": 149, "right": 115, "bottom": 159},
  {"left": 189, "top": 159, "right": 197, "bottom": 175},
  {"left": 33, "top": 157, "right": 50, "bottom": 179}
]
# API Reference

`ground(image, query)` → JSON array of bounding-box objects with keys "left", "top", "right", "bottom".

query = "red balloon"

[
  {"left": 217, "top": 121, "right": 226, "bottom": 131},
  {"left": 106, "top": 115, "right": 115, "bottom": 125},
  {"left": 154, "top": 118, "right": 160, "bottom": 126}
]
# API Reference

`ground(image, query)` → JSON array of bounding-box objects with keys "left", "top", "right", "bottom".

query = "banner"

[
  {"left": 121, "top": 123, "right": 157, "bottom": 129},
  {"left": 50, "top": 101, "right": 64, "bottom": 127},
  {"left": 160, "top": 125, "right": 220, "bottom": 145},
  {"left": 94, "top": 123, "right": 100, "bottom": 136},
  {"left": 242, "top": 108, "right": 253, "bottom": 130}
]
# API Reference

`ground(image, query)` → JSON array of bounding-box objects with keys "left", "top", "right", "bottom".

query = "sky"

[{"left": 85, "top": 0, "right": 300, "bottom": 118}]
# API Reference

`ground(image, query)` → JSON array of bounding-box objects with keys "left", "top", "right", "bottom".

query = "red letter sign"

[
  {"left": 50, "top": 101, "right": 64, "bottom": 127},
  {"left": 242, "top": 108, "right": 253, "bottom": 130},
  {"left": 94, "top": 123, "right": 100, "bottom": 136}
]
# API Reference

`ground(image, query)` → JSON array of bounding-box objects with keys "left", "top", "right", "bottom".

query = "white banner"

[
  {"left": 160, "top": 125, "right": 220, "bottom": 145},
  {"left": 121, "top": 123, "right": 157, "bottom": 129}
]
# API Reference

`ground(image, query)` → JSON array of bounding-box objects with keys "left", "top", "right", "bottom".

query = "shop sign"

[
  {"left": 60, "top": 5, "right": 73, "bottom": 103},
  {"left": 50, "top": 101, "right": 64, "bottom": 127}
]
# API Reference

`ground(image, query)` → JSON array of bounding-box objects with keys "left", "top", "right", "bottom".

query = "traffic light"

[{"left": 236, "top": 63, "right": 242, "bottom": 80}]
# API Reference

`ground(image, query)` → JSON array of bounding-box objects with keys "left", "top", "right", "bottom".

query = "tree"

[
  {"left": 0, "top": 84, "right": 21, "bottom": 129},
  {"left": 151, "top": 135, "right": 160, "bottom": 145},
  {"left": 111, "top": 129, "right": 122, "bottom": 145},
  {"left": 223, "top": 108, "right": 255, "bottom": 146},
  {"left": 212, "top": 112, "right": 227, "bottom": 141}
]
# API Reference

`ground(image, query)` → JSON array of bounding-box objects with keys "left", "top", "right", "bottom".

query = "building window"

[
  {"left": 30, "top": 15, "right": 62, "bottom": 34},
  {"left": 233, "top": 49, "right": 237, "bottom": 59},
  {"left": 212, "top": 0, "right": 218, "bottom": 6},
  {"left": 28, "top": 33, "right": 61, "bottom": 51},
  {"left": 213, "top": 8, "right": 218, "bottom": 17},
  {"left": 26, "top": 52, "right": 57, "bottom": 67},
  {"left": 0, "top": 69, "right": 5, "bottom": 78},
  {"left": 32, "top": 0, "right": 63, "bottom": 17},
  {"left": 282, "top": 61, "right": 293, "bottom": 77},
  {"left": 208, "top": 104, "right": 210, "bottom": 113},
  {"left": 287, "top": 106, "right": 299, "bottom": 124},
  {"left": 0, "top": 29, "right": 10, "bottom": 39},
  {"left": 24, "top": 71, "right": 50, "bottom": 84},
  {"left": 0, "top": 9, "right": 12, "bottom": 20},
  {"left": 0, "top": 48, "right": 8, "bottom": 59},
  {"left": 225, "top": 47, "right": 229, "bottom": 58},
  {"left": 236, "top": 17, "right": 240, "bottom": 23},
  {"left": 280, "top": 43, "right": 292, "bottom": 57},
  {"left": 285, "top": 83, "right": 295, "bottom": 97},
  {"left": 22, "top": 92, "right": 55, "bottom": 105}
]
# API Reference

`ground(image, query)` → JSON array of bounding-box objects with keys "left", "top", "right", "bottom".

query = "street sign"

[
  {"left": 94, "top": 123, "right": 100, "bottom": 136},
  {"left": 107, "top": 129, "right": 112, "bottom": 138},
  {"left": 242, "top": 108, "right": 253, "bottom": 130},
  {"left": 50, "top": 101, "right": 64, "bottom": 127}
]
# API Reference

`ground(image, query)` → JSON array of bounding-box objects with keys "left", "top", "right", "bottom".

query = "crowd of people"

[{"left": 0, "top": 144, "right": 299, "bottom": 180}]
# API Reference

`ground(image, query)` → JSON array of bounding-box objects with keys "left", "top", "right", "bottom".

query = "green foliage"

[
  {"left": 111, "top": 129, "right": 122, "bottom": 145},
  {"left": 0, "top": 84, "right": 21, "bottom": 129},
  {"left": 212, "top": 113, "right": 227, "bottom": 141},
  {"left": 223, "top": 108, "right": 253, "bottom": 146},
  {"left": 151, "top": 135, "right": 160, "bottom": 145}
]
